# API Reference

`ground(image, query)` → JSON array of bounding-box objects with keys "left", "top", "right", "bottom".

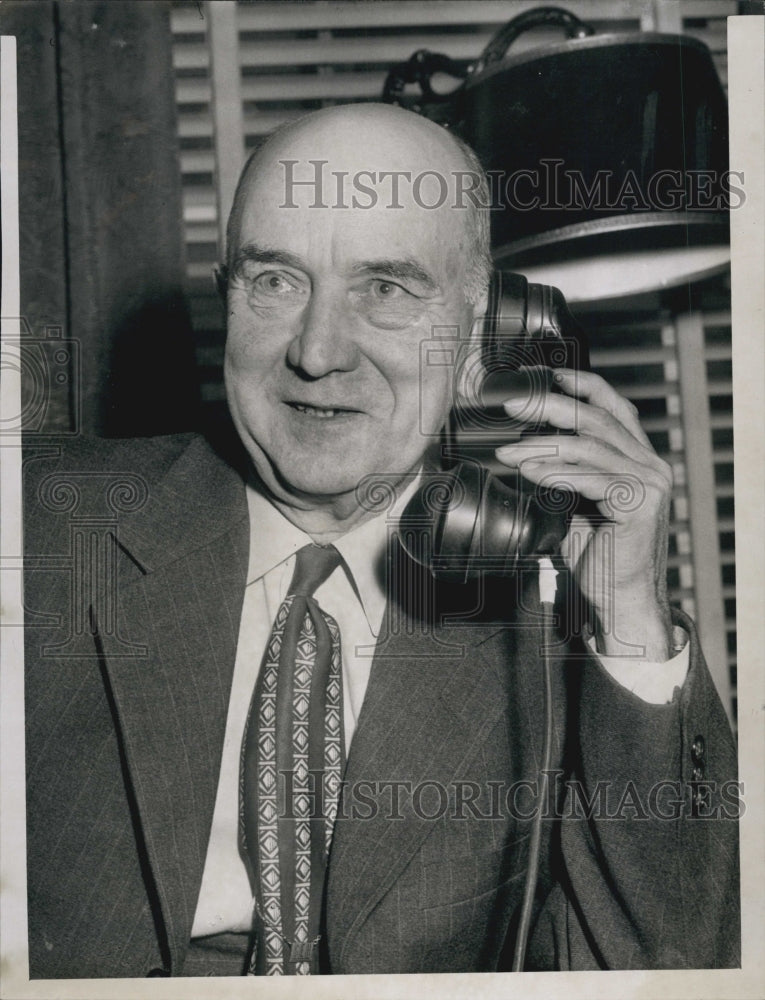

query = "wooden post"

[
  {"left": 675, "top": 310, "right": 732, "bottom": 725},
  {"left": 3, "top": 0, "right": 71, "bottom": 432},
  {"left": 207, "top": 1, "right": 246, "bottom": 258},
  {"left": 6, "top": 0, "right": 199, "bottom": 436}
]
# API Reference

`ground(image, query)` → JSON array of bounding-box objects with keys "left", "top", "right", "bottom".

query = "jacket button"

[
  {"left": 691, "top": 735, "right": 706, "bottom": 762},
  {"left": 147, "top": 968, "right": 170, "bottom": 977},
  {"left": 691, "top": 766, "right": 705, "bottom": 782}
]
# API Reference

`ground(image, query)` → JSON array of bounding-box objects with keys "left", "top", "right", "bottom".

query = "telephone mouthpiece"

[{"left": 398, "top": 463, "right": 570, "bottom": 583}]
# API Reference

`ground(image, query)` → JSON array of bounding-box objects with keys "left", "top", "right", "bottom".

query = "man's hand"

[{"left": 495, "top": 368, "right": 674, "bottom": 662}]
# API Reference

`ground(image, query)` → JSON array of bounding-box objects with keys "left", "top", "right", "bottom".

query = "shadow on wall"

[{"left": 102, "top": 288, "right": 202, "bottom": 438}]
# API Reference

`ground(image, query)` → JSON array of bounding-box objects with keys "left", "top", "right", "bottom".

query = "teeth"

[{"left": 294, "top": 403, "right": 338, "bottom": 417}]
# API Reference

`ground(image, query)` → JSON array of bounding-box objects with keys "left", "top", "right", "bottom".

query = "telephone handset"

[{"left": 401, "top": 271, "right": 590, "bottom": 582}]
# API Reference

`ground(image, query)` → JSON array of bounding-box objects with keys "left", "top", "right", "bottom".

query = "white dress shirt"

[{"left": 191, "top": 483, "right": 689, "bottom": 938}]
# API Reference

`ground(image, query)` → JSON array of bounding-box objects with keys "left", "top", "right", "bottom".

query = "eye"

[
  {"left": 353, "top": 277, "right": 423, "bottom": 330},
  {"left": 371, "top": 279, "right": 406, "bottom": 299},
  {"left": 251, "top": 272, "right": 300, "bottom": 296}
]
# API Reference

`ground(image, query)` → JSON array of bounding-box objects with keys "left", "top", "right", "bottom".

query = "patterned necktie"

[{"left": 241, "top": 543, "right": 344, "bottom": 975}]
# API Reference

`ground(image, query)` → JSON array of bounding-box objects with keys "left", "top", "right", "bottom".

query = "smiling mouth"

[{"left": 286, "top": 401, "right": 361, "bottom": 419}]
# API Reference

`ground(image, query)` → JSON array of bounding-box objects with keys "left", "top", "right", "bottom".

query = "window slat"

[
  {"left": 234, "top": 0, "right": 648, "bottom": 33},
  {"left": 178, "top": 112, "right": 214, "bottom": 138},
  {"left": 180, "top": 150, "right": 215, "bottom": 173},
  {"left": 237, "top": 35, "right": 491, "bottom": 69},
  {"left": 175, "top": 78, "right": 211, "bottom": 103},
  {"left": 242, "top": 72, "right": 388, "bottom": 103},
  {"left": 589, "top": 346, "right": 677, "bottom": 366},
  {"left": 243, "top": 110, "right": 305, "bottom": 137},
  {"left": 173, "top": 41, "right": 210, "bottom": 70}
]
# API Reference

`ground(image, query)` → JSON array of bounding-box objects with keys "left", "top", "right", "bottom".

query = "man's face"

[{"left": 223, "top": 117, "right": 483, "bottom": 508}]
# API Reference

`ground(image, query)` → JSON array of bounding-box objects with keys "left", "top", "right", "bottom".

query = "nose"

[{"left": 286, "top": 288, "right": 360, "bottom": 378}]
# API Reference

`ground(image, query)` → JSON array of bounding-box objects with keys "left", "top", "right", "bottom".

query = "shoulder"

[
  {"left": 24, "top": 431, "right": 200, "bottom": 479},
  {"left": 23, "top": 427, "right": 252, "bottom": 588},
  {"left": 23, "top": 432, "right": 196, "bottom": 519},
  {"left": 22, "top": 432, "right": 231, "bottom": 544}
]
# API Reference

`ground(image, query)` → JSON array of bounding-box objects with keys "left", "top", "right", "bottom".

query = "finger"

[
  {"left": 502, "top": 390, "right": 659, "bottom": 471},
  {"left": 509, "top": 466, "right": 665, "bottom": 528},
  {"left": 494, "top": 436, "right": 672, "bottom": 515},
  {"left": 496, "top": 433, "right": 672, "bottom": 486},
  {"left": 560, "top": 514, "right": 596, "bottom": 570},
  {"left": 547, "top": 368, "right": 653, "bottom": 449}
]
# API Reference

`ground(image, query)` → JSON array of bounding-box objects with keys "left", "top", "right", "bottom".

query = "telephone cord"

[{"left": 512, "top": 555, "right": 558, "bottom": 972}]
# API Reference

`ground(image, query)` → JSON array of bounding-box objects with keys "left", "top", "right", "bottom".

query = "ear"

[
  {"left": 468, "top": 280, "right": 491, "bottom": 356},
  {"left": 471, "top": 284, "right": 490, "bottom": 327},
  {"left": 213, "top": 265, "right": 228, "bottom": 299},
  {"left": 455, "top": 307, "right": 489, "bottom": 406}
]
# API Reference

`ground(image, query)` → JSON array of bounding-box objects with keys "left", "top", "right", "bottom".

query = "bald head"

[{"left": 225, "top": 103, "right": 492, "bottom": 305}]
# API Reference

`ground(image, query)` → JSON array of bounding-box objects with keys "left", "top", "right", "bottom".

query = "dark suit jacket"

[{"left": 24, "top": 432, "right": 740, "bottom": 978}]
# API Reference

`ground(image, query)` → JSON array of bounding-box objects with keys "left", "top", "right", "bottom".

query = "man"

[{"left": 24, "top": 104, "right": 739, "bottom": 978}]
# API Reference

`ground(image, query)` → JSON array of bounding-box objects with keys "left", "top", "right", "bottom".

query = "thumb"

[{"left": 560, "top": 514, "right": 596, "bottom": 571}]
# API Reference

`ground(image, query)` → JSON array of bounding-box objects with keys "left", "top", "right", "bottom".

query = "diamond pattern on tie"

[
  {"left": 323, "top": 616, "right": 344, "bottom": 852},
  {"left": 241, "top": 545, "right": 345, "bottom": 976},
  {"left": 252, "top": 594, "right": 293, "bottom": 974},
  {"left": 292, "top": 609, "right": 314, "bottom": 972}
]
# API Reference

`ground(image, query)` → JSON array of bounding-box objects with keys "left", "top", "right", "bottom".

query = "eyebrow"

[
  {"left": 230, "top": 244, "right": 439, "bottom": 293},
  {"left": 230, "top": 243, "right": 305, "bottom": 274},
  {"left": 351, "top": 259, "right": 439, "bottom": 292}
]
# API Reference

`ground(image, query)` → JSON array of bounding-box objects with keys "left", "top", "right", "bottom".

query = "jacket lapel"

[
  {"left": 325, "top": 559, "right": 511, "bottom": 969},
  {"left": 97, "top": 435, "right": 250, "bottom": 972}
]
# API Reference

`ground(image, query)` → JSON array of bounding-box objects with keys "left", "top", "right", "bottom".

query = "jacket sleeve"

[{"left": 526, "top": 608, "right": 741, "bottom": 970}]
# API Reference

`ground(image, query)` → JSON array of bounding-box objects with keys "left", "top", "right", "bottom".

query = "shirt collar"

[
  {"left": 245, "top": 474, "right": 422, "bottom": 637},
  {"left": 245, "top": 486, "right": 313, "bottom": 583}
]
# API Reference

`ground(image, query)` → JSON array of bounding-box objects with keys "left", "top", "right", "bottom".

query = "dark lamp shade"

[{"left": 454, "top": 32, "right": 731, "bottom": 300}]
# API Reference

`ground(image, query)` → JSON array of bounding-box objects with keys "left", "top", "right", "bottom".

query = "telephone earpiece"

[{"left": 400, "top": 272, "right": 588, "bottom": 581}]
